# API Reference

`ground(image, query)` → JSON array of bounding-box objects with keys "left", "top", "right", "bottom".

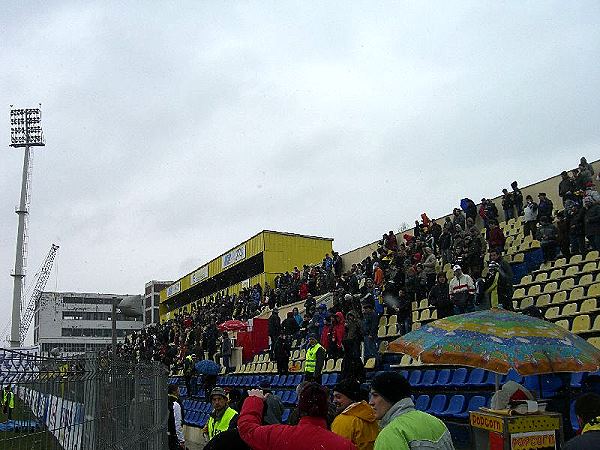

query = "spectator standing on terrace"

[
  {"left": 293, "top": 307, "right": 303, "bottom": 326},
  {"left": 449, "top": 265, "right": 475, "bottom": 314},
  {"left": 536, "top": 216, "right": 559, "bottom": 262},
  {"left": 204, "top": 387, "right": 238, "bottom": 441},
  {"left": 489, "top": 249, "right": 514, "bottom": 282},
  {"left": 487, "top": 220, "right": 506, "bottom": 254},
  {"left": 452, "top": 208, "right": 466, "bottom": 231},
  {"left": 384, "top": 231, "right": 398, "bottom": 252},
  {"left": 583, "top": 196, "right": 600, "bottom": 251},
  {"left": 581, "top": 156, "right": 595, "bottom": 176},
  {"left": 204, "top": 324, "right": 218, "bottom": 362},
  {"left": 511, "top": 181, "right": 524, "bottom": 216},
  {"left": 273, "top": 335, "right": 290, "bottom": 375},
  {"left": 564, "top": 392, "right": 600, "bottom": 450},
  {"left": 556, "top": 211, "right": 571, "bottom": 258},
  {"left": 480, "top": 261, "right": 513, "bottom": 310},
  {"left": 559, "top": 171, "right": 576, "bottom": 206},
  {"left": 333, "top": 251, "right": 343, "bottom": 277},
  {"left": 183, "top": 353, "right": 197, "bottom": 397},
  {"left": 523, "top": 195, "right": 539, "bottom": 238},
  {"left": 304, "top": 335, "right": 326, "bottom": 384},
  {"left": 268, "top": 308, "right": 281, "bottom": 346},
  {"left": 167, "top": 385, "right": 185, "bottom": 450},
  {"left": 567, "top": 201, "right": 585, "bottom": 254},
  {"left": 428, "top": 272, "right": 453, "bottom": 319},
  {"left": 221, "top": 332, "right": 232, "bottom": 373},
  {"left": 331, "top": 380, "right": 379, "bottom": 450},
  {"left": 501, "top": 189, "right": 515, "bottom": 221},
  {"left": 422, "top": 247, "right": 437, "bottom": 289},
  {"left": 344, "top": 310, "right": 362, "bottom": 359},
  {"left": 538, "top": 193, "right": 554, "bottom": 220},
  {"left": 373, "top": 262, "right": 384, "bottom": 288},
  {"left": 361, "top": 302, "right": 379, "bottom": 360},
  {"left": 369, "top": 372, "right": 454, "bottom": 450},
  {"left": 239, "top": 383, "right": 357, "bottom": 450},
  {"left": 396, "top": 288, "right": 412, "bottom": 336},
  {"left": 282, "top": 311, "right": 300, "bottom": 336}
]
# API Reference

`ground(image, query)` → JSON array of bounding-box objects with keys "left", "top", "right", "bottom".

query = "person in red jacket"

[
  {"left": 238, "top": 382, "right": 357, "bottom": 450},
  {"left": 487, "top": 220, "right": 506, "bottom": 253}
]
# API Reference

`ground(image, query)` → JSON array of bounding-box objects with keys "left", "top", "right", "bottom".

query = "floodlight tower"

[{"left": 9, "top": 106, "right": 45, "bottom": 348}]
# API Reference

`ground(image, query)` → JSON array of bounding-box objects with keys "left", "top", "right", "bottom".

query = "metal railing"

[{"left": 0, "top": 348, "right": 168, "bottom": 450}]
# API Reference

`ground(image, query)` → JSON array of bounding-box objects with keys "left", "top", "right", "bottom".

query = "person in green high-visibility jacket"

[
  {"left": 203, "top": 387, "right": 238, "bottom": 442},
  {"left": 304, "top": 335, "right": 326, "bottom": 384},
  {"left": 2, "top": 384, "right": 15, "bottom": 420}
]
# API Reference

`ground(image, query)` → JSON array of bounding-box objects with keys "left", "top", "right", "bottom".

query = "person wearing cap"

[
  {"left": 331, "top": 380, "right": 379, "bottom": 450},
  {"left": 448, "top": 265, "right": 475, "bottom": 315},
  {"left": 258, "top": 379, "right": 284, "bottom": 425},
  {"left": 167, "top": 384, "right": 185, "bottom": 450},
  {"left": 564, "top": 392, "right": 600, "bottom": 450},
  {"left": 304, "top": 334, "right": 326, "bottom": 384},
  {"left": 369, "top": 371, "right": 454, "bottom": 450},
  {"left": 238, "top": 382, "right": 357, "bottom": 450},
  {"left": 204, "top": 387, "right": 239, "bottom": 441}
]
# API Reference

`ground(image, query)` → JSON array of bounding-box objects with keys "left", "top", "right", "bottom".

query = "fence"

[{"left": 0, "top": 348, "right": 168, "bottom": 450}]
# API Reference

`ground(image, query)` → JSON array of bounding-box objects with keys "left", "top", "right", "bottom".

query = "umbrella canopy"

[
  {"left": 218, "top": 320, "right": 248, "bottom": 332},
  {"left": 388, "top": 308, "right": 600, "bottom": 376},
  {"left": 195, "top": 359, "right": 220, "bottom": 375}
]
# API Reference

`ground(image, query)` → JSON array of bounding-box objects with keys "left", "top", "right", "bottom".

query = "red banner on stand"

[{"left": 236, "top": 318, "right": 269, "bottom": 362}]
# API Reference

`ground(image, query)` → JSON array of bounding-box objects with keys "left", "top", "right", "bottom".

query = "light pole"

[{"left": 9, "top": 106, "right": 45, "bottom": 348}]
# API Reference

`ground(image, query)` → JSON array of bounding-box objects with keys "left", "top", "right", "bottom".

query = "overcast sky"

[{"left": 1, "top": 2, "right": 599, "bottom": 340}]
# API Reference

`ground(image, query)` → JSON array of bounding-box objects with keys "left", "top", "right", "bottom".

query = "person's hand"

[{"left": 248, "top": 389, "right": 265, "bottom": 399}]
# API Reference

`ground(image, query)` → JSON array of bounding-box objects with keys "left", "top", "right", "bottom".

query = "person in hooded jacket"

[
  {"left": 369, "top": 372, "right": 454, "bottom": 450},
  {"left": 428, "top": 272, "right": 453, "bottom": 318},
  {"left": 331, "top": 380, "right": 379, "bottom": 450},
  {"left": 238, "top": 383, "right": 357, "bottom": 450}
]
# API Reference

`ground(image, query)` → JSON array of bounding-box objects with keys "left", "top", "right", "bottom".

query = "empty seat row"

[
  {"left": 220, "top": 373, "right": 304, "bottom": 388},
  {"left": 544, "top": 299, "right": 600, "bottom": 319},
  {"left": 518, "top": 263, "right": 600, "bottom": 287},
  {"left": 536, "top": 252, "right": 600, "bottom": 273},
  {"left": 414, "top": 393, "right": 488, "bottom": 420},
  {"left": 553, "top": 314, "right": 600, "bottom": 334}
]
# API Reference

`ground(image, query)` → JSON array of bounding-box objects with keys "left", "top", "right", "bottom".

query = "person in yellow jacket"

[
  {"left": 304, "top": 335, "right": 326, "bottom": 384},
  {"left": 331, "top": 379, "right": 379, "bottom": 450},
  {"left": 203, "top": 387, "right": 238, "bottom": 442},
  {"left": 2, "top": 385, "right": 15, "bottom": 420}
]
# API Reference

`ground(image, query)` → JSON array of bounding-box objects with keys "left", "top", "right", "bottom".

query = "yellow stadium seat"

[
  {"left": 587, "top": 283, "right": 600, "bottom": 298},
  {"left": 379, "top": 341, "right": 389, "bottom": 353},
  {"left": 378, "top": 316, "right": 388, "bottom": 327},
  {"left": 324, "top": 359, "right": 335, "bottom": 373},
  {"left": 545, "top": 307, "right": 559, "bottom": 320},
  {"left": 400, "top": 355, "right": 412, "bottom": 366},
  {"left": 534, "top": 273, "right": 548, "bottom": 283},
  {"left": 553, "top": 258, "right": 567, "bottom": 268},
  {"left": 365, "top": 358, "right": 376, "bottom": 369},
  {"left": 377, "top": 325, "right": 387, "bottom": 338},
  {"left": 300, "top": 349, "right": 306, "bottom": 359},
  {"left": 520, "top": 297, "right": 534, "bottom": 310},
  {"left": 588, "top": 337, "right": 600, "bottom": 350},
  {"left": 582, "top": 262, "right": 597, "bottom": 273},
  {"left": 431, "top": 309, "right": 438, "bottom": 320},
  {"left": 559, "top": 278, "right": 575, "bottom": 291},
  {"left": 579, "top": 274, "right": 594, "bottom": 287},
  {"left": 388, "top": 315, "right": 398, "bottom": 327},
  {"left": 536, "top": 294, "right": 551, "bottom": 307},
  {"left": 411, "top": 301, "right": 418, "bottom": 311},
  {"left": 549, "top": 269, "right": 563, "bottom": 280},
  {"left": 334, "top": 358, "right": 342, "bottom": 371},
  {"left": 419, "top": 299, "right": 429, "bottom": 309},
  {"left": 569, "top": 287, "right": 584, "bottom": 301},
  {"left": 508, "top": 218, "right": 516, "bottom": 227},
  {"left": 594, "top": 316, "right": 600, "bottom": 332},
  {"left": 596, "top": 273, "right": 600, "bottom": 282},
  {"left": 580, "top": 299, "right": 598, "bottom": 314},
  {"left": 387, "top": 324, "right": 400, "bottom": 337},
  {"left": 523, "top": 234, "right": 533, "bottom": 244},
  {"left": 267, "top": 362, "right": 275, "bottom": 373},
  {"left": 569, "top": 255, "right": 583, "bottom": 265},
  {"left": 542, "top": 282, "right": 558, "bottom": 294},
  {"left": 585, "top": 250, "right": 600, "bottom": 261},
  {"left": 292, "top": 350, "right": 300, "bottom": 360},
  {"left": 513, "top": 300, "right": 519, "bottom": 310},
  {"left": 513, "top": 288, "right": 525, "bottom": 299},
  {"left": 519, "top": 274, "right": 533, "bottom": 286},
  {"left": 552, "top": 291, "right": 568, "bottom": 304},
  {"left": 555, "top": 319, "right": 570, "bottom": 331},
  {"left": 538, "top": 261, "right": 552, "bottom": 272},
  {"left": 565, "top": 266, "right": 579, "bottom": 278},
  {"left": 561, "top": 303, "right": 578, "bottom": 317},
  {"left": 420, "top": 309, "right": 431, "bottom": 321},
  {"left": 530, "top": 240, "right": 541, "bottom": 249},
  {"left": 252, "top": 354, "right": 260, "bottom": 363},
  {"left": 513, "top": 253, "right": 525, "bottom": 264},
  {"left": 263, "top": 353, "right": 271, "bottom": 362},
  {"left": 528, "top": 285, "right": 542, "bottom": 297},
  {"left": 572, "top": 315, "right": 591, "bottom": 333},
  {"left": 258, "top": 353, "right": 265, "bottom": 362},
  {"left": 412, "top": 322, "right": 422, "bottom": 331},
  {"left": 412, "top": 311, "right": 419, "bottom": 322},
  {"left": 443, "top": 263, "right": 451, "bottom": 272}
]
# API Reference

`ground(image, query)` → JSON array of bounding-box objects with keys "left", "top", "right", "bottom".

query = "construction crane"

[{"left": 18, "top": 244, "right": 59, "bottom": 345}]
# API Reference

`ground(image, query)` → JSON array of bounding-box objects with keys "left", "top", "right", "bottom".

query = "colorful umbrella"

[
  {"left": 218, "top": 320, "right": 248, "bottom": 332},
  {"left": 388, "top": 308, "right": 600, "bottom": 375}
]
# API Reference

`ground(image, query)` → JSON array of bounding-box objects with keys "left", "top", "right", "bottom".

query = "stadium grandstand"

[{"left": 115, "top": 157, "right": 599, "bottom": 449}]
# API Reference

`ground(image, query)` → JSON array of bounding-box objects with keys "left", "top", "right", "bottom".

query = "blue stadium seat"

[
  {"left": 456, "top": 395, "right": 487, "bottom": 419},
  {"left": 439, "top": 395, "right": 465, "bottom": 418},
  {"left": 293, "top": 374, "right": 303, "bottom": 385},
  {"left": 570, "top": 400, "right": 579, "bottom": 433},
  {"left": 415, "top": 394, "right": 430, "bottom": 411},
  {"left": 272, "top": 375, "right": 281, "bottom": 386},
  {"left": 285, "top": 375, "right": 295, "bottom": 387},
  {"left": 434, "top": 369, "right": 451, "bottom": 386},
  {"left": 400, "top": 370, "right": 409, "bottom": 380},
  {"left": 276, "top": 375, "right": 287, "bottom": 387},
  {"left": 418, "top": 370, "right": 437, "bottom": 387},
  {"left": 427, "top": 394, "right": 447, "bottom": 415},
  {"left": 570, "top": 372, "right": 585, "bottom": 388},
  {"left": 199, "top": 413, "right": 209, "bottom": 427},
  {"left": 321, "top": 374, "right": 329, "bottom": 386},
  {"left": 483, "top": 371, "right": 499, "bottom": 387},
  {"left": 282, "top": 409, "right": 291, "bottom": 424},
  {"left": 326, "top": 373, "right": 338, "bottom": 387},
  {"left": 448, "top": 368, "right": 468, "bottom": 387},
  {"left": 408, "top": 370, "right": 423, "bottom": 386},
  {"left": 503, "top": 369, "right": 523, "bottom": 384},
  {"left": 288, "top": 390, "right": 298, "bottom": 405},
  {"left": 466, "top": 369, "right": 485, "bottom": 387}
]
